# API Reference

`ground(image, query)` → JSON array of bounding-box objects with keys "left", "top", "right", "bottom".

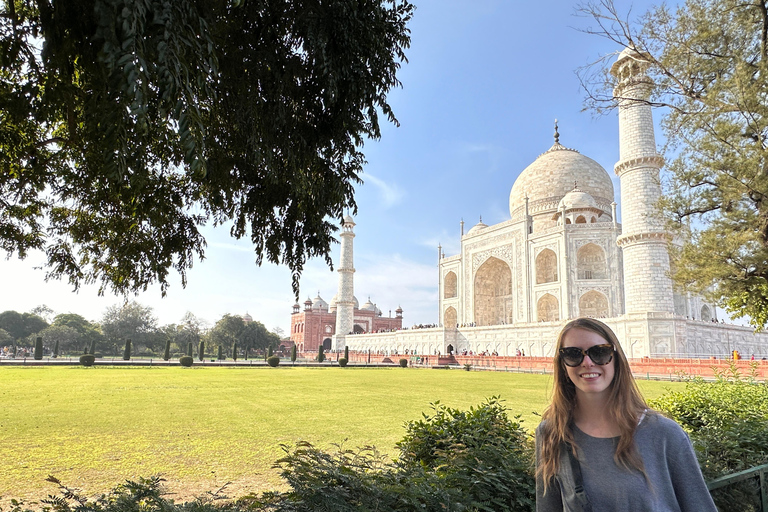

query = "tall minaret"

[
  {"left": 611, "top": 47, "right": 674, "bottom": 314},
  {"left": 332, "top": 215, "right": 356, "bottom": 350}
]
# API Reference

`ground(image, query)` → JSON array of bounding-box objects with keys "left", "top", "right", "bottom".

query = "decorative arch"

[
  {"left": 537, "top": 294, "right": 559, "bottom": 322},
  {"left": 322, "top": 338, "right": 332, "bottom": 351},
  {"left": 575, "top": 215, "right": 587, "bottom": 224},
  {"left": 444, "top": 306, "right": 457, "bottom": 327},
  {"left": 577, "top": 243, "right": 607, "bottom": 280},
  {"left": 701, "top": 305, "right": 712, "bottom": 322},
  {"left": 353, "top": 324, "right": 365, "bottom": 334},
  {"left": 444, "top": 271, "right": 458, "bottom": 299},
  {"left": 473, "top": 257, "right": 513, "bottom": 326},
  {"left": 536, "top": 249, "right": 558, "bottom": 284},
  {"left": 590, "top": 216, "right": 597, "bottom": 223},
  {"left": 579, "top": 290, "right": 609, "bottom": 318}
]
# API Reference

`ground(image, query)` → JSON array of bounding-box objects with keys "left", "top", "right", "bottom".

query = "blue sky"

[{"left": 0, "top": 0, "right": 669, "bottom": 332}]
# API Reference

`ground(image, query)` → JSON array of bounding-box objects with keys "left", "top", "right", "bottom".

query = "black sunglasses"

[{"left": 559, "top": 344, "right": 614, "bottom": 367}]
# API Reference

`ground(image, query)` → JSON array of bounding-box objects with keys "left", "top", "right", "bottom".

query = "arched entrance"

[
  {"left": 474, "top": 257, "right": 512, "bottom": 326},
  {"left": 322, "top": 338, "right": 332, "bottom": 351},
  {"left": 579, "top": 290, "right": 609, "bottom": 318}
]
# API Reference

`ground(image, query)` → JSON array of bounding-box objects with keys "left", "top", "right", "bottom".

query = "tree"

[
  {"left": 101, "top": 302, "right": 158, "bottom": 355},
  {"left": 52, "top": 313, "right": 103, "bottom": 348},
  {"left": 0, "top": 311, "right": 48, "bottom": 343},
  {"left": 238, "top": 320, "right": 279, "bottom": 355},
  {"left": 38, "top": 325, "right": 80, "bottom": 355},
  {"left": 579, "top": 0, "right": 768, "bottom": 329},
  {"left": 0, "top": 0, "right": 413, "bottom": 298},
  {"left": 123, "top": 339, "right": 132, "bottom": 360},
  {"left": 208, "top": 314, "right": 245, "bottom": 356},
  {"left": 30, "top": 305, "right": 54, "bottom": 323}
]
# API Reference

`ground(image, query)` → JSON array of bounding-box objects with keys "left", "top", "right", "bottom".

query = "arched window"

[
  {"left": 444, "top": 271, "right": 457, "bottom": 299},
  {"left": 444, "top": 307, "right": 457, "bottom": 327},
  {"left": 579, "top": 290, "right": 609, "bottom": 318},
  {"left": 575, "top": 215, "right": 586, "bottom": 224},
  {"left": 701, "top": 305, "right": 712, "bottom": 322},
  {"left": 590, "top": 216, "right": 597, "bottom": 223},
  {"left": 473, "top": 257, "right": 513, "bottom": 326},
  {"left": 565, "top": 218, "right": 572, "bottom": 224},
  {"left": 577, "top": 243, "right": 607, "bottom": 280},
  {"left": 537, "top": 294, "right": 559, "bottom": 322},
  {"left": 536, "top": 249, "right": 558, "bottom": 284}
]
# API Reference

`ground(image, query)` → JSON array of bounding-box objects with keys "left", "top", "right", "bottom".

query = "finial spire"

[{"left": 554, "top": 119, "right": 560, "bottom": 144}]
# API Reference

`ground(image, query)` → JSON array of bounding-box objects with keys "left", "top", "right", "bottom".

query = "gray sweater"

[{"left": 535, "top": 413, "right": 717, "bottom": 512}]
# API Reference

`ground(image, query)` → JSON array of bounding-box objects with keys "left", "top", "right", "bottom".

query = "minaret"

[
  {"left": 332, "top": 215, "right": 356, "bottom": 350},
  {"left": 611, "top": 47, "right": 674, "bottom": 314}
]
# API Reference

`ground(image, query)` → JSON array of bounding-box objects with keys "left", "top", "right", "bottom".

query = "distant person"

[{"left": 535, "top": 318, "right": 716, "bottom": 511}]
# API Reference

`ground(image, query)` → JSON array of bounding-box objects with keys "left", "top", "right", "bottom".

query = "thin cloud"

[{"left": 363, "top": 172, "right": 405, "bottom": 208}]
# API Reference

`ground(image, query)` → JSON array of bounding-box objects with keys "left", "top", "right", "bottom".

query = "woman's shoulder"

[{"left": 640, "top": 411, "right": 688, "bottom": 439}]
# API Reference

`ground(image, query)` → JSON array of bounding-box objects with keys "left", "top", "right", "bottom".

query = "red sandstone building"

[{"left": 291, "top": 294, "right": 403, "bottom": 352}]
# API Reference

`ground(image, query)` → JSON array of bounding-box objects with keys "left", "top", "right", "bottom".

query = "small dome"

[
  {"left": 303, "top": 297, "right": 313, "bottom": 306},
  {"left": 362, "top": 297, "right": 376, "bottom": 312},
  {"left": 242, "top": 313, "right": 253, "bottom": 322},
  {"left": 558, "top": 187, "right": 597, "bottom": 210},
  {"left": 466, "top": 217, "right": 488, "bottom": 236},
  {"left": 312, "top": 293, "right": 328, "bottom": 311},
  {"left": 395, "top": 305, "right": 403, "bottom": 313},
  {"left": 343, "top": 215, "right": 355, "bottom": 225}
]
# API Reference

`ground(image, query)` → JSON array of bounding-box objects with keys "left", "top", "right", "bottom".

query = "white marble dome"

[
  {"left": 466, "top": 219, "right": 488, "bottom": 236},
  {"left": 509, "top": 142, "right": 613, "bottom": 219},
  {"left": 312, "top": 294, "right": 328, "bottom": 311},
  {"left": 558, "top": 187, "right": 597, "bottom": 210}
]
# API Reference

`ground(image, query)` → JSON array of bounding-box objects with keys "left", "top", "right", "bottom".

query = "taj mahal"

[{"left": 292, "top": 48, "right": 768, "bottom": 359}]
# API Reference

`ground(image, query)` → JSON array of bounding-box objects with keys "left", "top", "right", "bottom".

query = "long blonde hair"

[{"left": 536, "top": 318, "right": 648, "bottom": 491}]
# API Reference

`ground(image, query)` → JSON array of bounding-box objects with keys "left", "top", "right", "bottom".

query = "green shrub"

[
  {"left": 163, "top": 340, "right": 171, "bottom": 361},
  {"left": 53, "top": 340, "right": 59, "bottom": 358},
  {"left": 344, "top": 346, "right": 349, "bottom": 360},
  {"left": 291, "top": 344, "right": 297, "bottom": 363},
  {"left": 268, "top": 346, "right": 273, "bottom": 357},
  {"left": 267, "top": 398, "right": 536, "bottom": 512},
  {"left": 399, "top": 358, "right": 408, "bottom": 368},
  {"left": 464, "top": 363, "right": 472, "bottom": 371},
  {"left": 650, "top": 367, "right": 768, "bottom": 512},
  {"left": 179, "top": 356, "right": 193, "bottom": 367},
  {"left": 34, "top": 337, "right": 43, "bottom": 360},
  {"left": 397, "top": 397, "right": 536, "bottom": 510},
  {"left": 217, "top": 345, "right": 223, "bottom": 360},
  {"left": 79, "top": 354, "right": 95, "bottom": 367},
  {"left": 198, "top": 341, "right": 204, "bottom": 361},
  {"left": 267, "top": 355, "right": 280, "bottom": 367},
  {"left": 233, "top": 342, "right": 238, "bottom": 361},
  {"left": 317, "top": 345, "right": 325, "bottom": 363},
  {"left": 338, "top": 357, "right": 348, "bottom": 367},
  {"left": 123, "top": 339, "right": 131, "bottom": 360},
  {"left": 89, "top": 339, "right": 96, "bottom": 355},
  {"left": 187, "top": 342, "right": 193, "bottom": 357}
]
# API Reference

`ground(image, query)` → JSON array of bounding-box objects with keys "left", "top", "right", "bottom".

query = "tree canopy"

[
  {"left": 0, "top": 0, "right": 413, "bottom": 297},
  {"left": 579, "top": 0, "right": 768, "bottom": 329}
]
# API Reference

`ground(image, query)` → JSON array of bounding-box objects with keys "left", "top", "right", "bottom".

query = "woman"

[{"left": 535, "top": 318, "right": 716, "bottom": 511}]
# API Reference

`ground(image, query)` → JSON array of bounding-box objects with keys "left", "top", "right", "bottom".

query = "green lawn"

[{"left": 0, "top": 366, "right": 682, "bottom": 503}]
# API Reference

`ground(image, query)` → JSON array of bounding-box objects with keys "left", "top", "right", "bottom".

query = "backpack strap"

[{"left": 565, "top": 443, "right": 593, "bottom": 512}]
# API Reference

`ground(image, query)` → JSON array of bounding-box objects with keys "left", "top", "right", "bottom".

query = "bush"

[
  {"left": 650, "top": 366, "right": 768, "bottom": 512},
  {"left": 317, "top": 345, "right": 325, "bottom": 363},
  {"left": 53, "top": 340, "right": 59, "bottom": 358},
  {"left": 79, "top": 354, "right": 95, "bottom": 366},
  {"left": 34, "top": 337, "right": 43, "bottom": 360},
  {"left": 179, "top": 356, "right": 194, "bottom": 367},
  {"left": 123, "top": 339, "right": 131, "bottom": 360},
  {"left": 267, "top": 355, "right": 280, "bottom": 367},
  {"left": 198, "top": 341, "right": 205, "bottom": 361},
  {"left": 163, "top": 340, "right": 171, "bottom": 361},
  {"left": 344, "top": 346, "right": 349, "bottom": 360},
  {"left": 338, "top": 357, "right": 348, "bottom": 367},
  {"left": 464, "top": 363, "right": 472, "bottom": 371},
  {"left": 233, "top": 342, "right": 238, "bottom": 361},
  {"left": 266, "top": 397, "right": 536, "bottom": 512},
  {"left": 291, "top": 344, "right": 297, "bottom": 363},
  {"left": 217, "top": 345, "right": 223, "bottom": 360},
  {"left": 399, "top": 358, "right": 408, "bottom": 368}
]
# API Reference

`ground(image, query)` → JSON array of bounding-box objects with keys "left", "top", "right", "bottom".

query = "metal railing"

[{"left": 707, "top": 463, "right": 768, "bottom": 512}]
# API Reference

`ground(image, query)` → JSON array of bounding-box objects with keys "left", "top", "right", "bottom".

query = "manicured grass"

[{"left": 0, "top": 366, "right": 682, "bottom": 503}]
